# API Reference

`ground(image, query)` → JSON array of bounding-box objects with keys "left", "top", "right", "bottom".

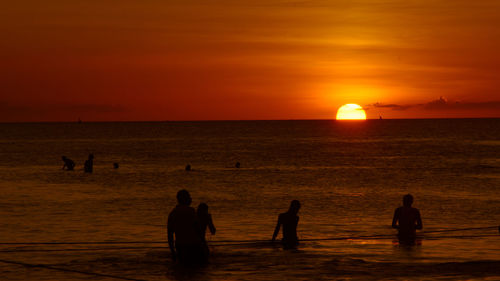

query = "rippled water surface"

[{"left": 0, "top": 120, "right": 499, "bottom": 280}]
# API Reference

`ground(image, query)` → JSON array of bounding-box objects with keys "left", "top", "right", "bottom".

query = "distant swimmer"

[
  {"left": 61, "top": 156, "right": 75, "bottom": 171},
  {"left": 272, "top": 200, "right": 301, "bottom": 249},
  {"left": 84, "top": 154, "right": 94, "bottom": 173},
  {"left": 392, "top": 194, "right": 423, "bottom": 244},
  {"left": 235, "top": 162, "right": 241, "bottom": 168},
  {"left": 185, "top": 164, "right": 191, "bottom": 171},
  {"left": 197, "top": 203, "right": 216, "bottom": 257},
  {"left": 113, "top": 163, "right": 119, "bottom": 169},
  {"left": 167, "top": 190, "right": 206, "bottom": 265}
]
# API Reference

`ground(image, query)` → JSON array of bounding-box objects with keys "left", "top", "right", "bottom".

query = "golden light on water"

[{"left": 336, "top": 104, "right": 367, "bottom": 120}]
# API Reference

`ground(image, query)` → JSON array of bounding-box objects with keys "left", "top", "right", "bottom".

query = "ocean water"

[{"left": 0, "top": 119, "right": 499, "bottom": 280}]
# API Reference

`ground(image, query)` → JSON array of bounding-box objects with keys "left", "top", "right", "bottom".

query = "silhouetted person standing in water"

[
  {"left": 272, "top": 200, "right": 301, "bottom": 249},
  {"left": 197, "top": 203, "right": 216, "bottom": 258},
  {"left": 392, "top": 194, "right": 423, "bottom": 244},
  {"left": 167, "top": 189, "right": 206, "bottom": 265},
  {"left": 61, "top": 156, "right": 75, "bottom": 171},
  {"left": 84, "top": 154, "right": 94, "bottom": 173},
  {"left": 197, "top": 203, "right": 216, "bottom": 239}
]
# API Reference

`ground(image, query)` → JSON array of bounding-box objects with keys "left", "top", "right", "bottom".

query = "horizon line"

[{"left": 0, "top": 117, "right": 499, "bottom": 124}]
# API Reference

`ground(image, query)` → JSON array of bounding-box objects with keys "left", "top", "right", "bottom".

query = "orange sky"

[{"left": 1, "top": 0, "right": 500, "bottom": 121}]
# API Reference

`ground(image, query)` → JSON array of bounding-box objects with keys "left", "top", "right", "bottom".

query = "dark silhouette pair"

[
  {"left": 62, "top": 154, "right": 94, "bottom": 173},
  {"left": 272, "top": 195, "right": 423, "bottom": 246},
  {"left": 167, "top": 190, "right": 216, "bottom": 265}
]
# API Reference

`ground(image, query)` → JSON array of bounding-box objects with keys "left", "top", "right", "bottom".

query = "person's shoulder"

[
  {"left": 168, "top": 206, "right": 178, "bottom": 216},
  {"left": 181, "top": 205, "right": 197, "bottom": 215},
  {"left": 169, "top": 205, "right": 196, "bottom": 217}
]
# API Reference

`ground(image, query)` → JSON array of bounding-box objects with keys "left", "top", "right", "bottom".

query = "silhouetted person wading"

[
  {"left": 167, "top": 190, "right": 206, "bottom": 265},
  {"left": 197, "top": 203, "right": 216, "bottom": 240},
  {"left": 392, "top": 194, "right": 423, "bottom": 244},
  {"left": 84, "top": 154, "right": 94, "bottom": 173},
  {"left": 197, "top": 203, "right": 216, "bottom": 257},
  {"left": 272, "top": 200, "right": 301, "bottom": 249},
  {"left": 61, "top": 156, "right": 75, "bottom": 171}
]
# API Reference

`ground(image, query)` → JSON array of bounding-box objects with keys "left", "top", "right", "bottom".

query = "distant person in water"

[
  {"left": 272, "top": 200, "right": 301, "bottom": 249},
  {"left": 167, "top": 189, "right": 206, "bottom": 265},
  {"left": 235, "top": 162, "right": 240, "bottom": 168},
  {"left": 84, "top": 154, "right": 94, "bottom": 173},
  {"left": 185, "top": 164, "right": 191, "bottom": 171},
  {"left": 197, "top": 203, "right": 216, "bottom": 257},
  {"left": 113, "top": 163, "right": 119, "bottom": 169},
  {"left": 392, "top": 194, "right": 423, "bottom": 244},
  {"left": 61, "top": 156, "right": 75, "bottom": 171}
]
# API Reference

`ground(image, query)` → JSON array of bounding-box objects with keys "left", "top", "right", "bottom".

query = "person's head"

[
  {"left": 176, "top": 189, "right": 192, "bottom": 206},
  {"left": 288, "top": 200, "right": 301, "bottom": 215},
  {"left": 197, "top": 203, "right": 208, "bottom": 216},
  {"left": 403, "top": 194, "right": 413, "bottom": 207}
]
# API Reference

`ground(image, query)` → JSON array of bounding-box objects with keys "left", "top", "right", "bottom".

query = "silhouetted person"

[
  {"left": 167, "top": 190, "right": 206, "bottom": 265},
  {"left": 84, "top": 154, "right": 94, "bottom": 173},
  {"left": 235, "top": 162, "right": 240, "bottom": 168},
  {"left": 61, "top": 156, "right": 75, "bottom": 171},
  {"left": 272, "top": 200, "right": 301, "bottom": 249},
  {"left": 185, "top": 164, "right": 191, "bottom": 171},
  {"left": 197, "top": 203, "right": 216, "bottom": 258},
  {"left": 113, "top": 163, "right": 119, "bottom": 169},
  {"left": 197, "top": 203, "right": 216, "bottom": 239},
  {"left": 392, "top": 194, "right": 423, "bottom": 244}
]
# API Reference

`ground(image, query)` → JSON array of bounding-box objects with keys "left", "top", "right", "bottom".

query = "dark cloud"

[
  {"left": 368, "top": 102, "right": 415, "bottom": 111},
  {"left": 423, "top": 97, "right": 500, "bottom": 111},
  {"left": 368, "top": 97, "right": 500, "bottom": 111}
]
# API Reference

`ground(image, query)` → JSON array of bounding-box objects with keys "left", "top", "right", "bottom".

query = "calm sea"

[{"left": 0, "top": 120, "right": 499, "bottom": 280}]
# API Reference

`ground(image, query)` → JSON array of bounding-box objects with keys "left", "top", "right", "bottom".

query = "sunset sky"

[{"left": 1, "top": 0, "right": 500, "bottom": 121}]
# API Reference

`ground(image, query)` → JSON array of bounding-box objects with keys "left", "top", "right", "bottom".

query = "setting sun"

[{"left": 336, "top": 104, "right": 367, "bottom": 120}]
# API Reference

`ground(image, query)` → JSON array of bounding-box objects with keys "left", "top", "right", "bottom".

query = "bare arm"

[
  {"left": 415, "top": 210, "right": 423, "bottom": 230},
  {"left": 392, "top": 208, "right": 399, "bottom": 229},
  {"left": 208, "top": 214, "right": 216, "bottom": 235},
  {"left": 272, "top": 215, "right": 281, "bottom": 241},
  {"left": 167, "top": 215, "right": 176, "bottom": 261}
]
